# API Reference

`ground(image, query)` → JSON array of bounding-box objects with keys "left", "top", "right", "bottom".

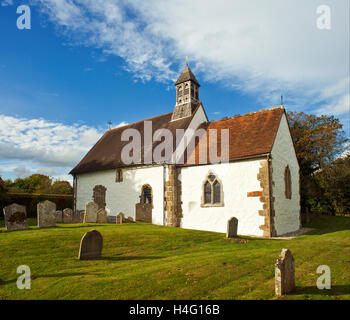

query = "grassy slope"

[{"left": 0, "top": 216, "right": 349, "bottom": 300}]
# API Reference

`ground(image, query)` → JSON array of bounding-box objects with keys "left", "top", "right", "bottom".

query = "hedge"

[{"left": 0, "top": 193, "right": 73, "bottom": 219}]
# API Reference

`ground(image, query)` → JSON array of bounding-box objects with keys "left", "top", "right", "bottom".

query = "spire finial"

[
  {"left": 281, "top": 94, "right": 284, "bottom": 106},
  {"left": 185, "top": 56, "right": 189, "bottom": 67}
]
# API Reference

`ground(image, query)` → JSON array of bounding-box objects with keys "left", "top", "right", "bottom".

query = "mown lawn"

[{"left": 0, "top": 216, "right": 349, "bottom": 300}]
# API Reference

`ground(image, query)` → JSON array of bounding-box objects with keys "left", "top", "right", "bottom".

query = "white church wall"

[
  {"left": 76, "top": 165, "right": 165, "bottom": 225},
  {"left": 271, "top": 113, "right": 301, "bottom": 235},
  {"left": 180, "top": 160, "right": 265, "bottom": 236}
]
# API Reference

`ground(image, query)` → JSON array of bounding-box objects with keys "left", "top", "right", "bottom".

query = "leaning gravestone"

[
  {"left": 37, "top": 200, "right": 56, "bottom": 228},
  {"left": 84, "top": 202, "right": 98, "bottom": 223},
  {"left": 3, "top": 203, "right": 28, "bottom": 231},
  {"left": 55, "top": 210, "right": 63, "bottom": 223},
  {"left": 96, "top": 208, "right": 107, "bottom": 224},
  {"left": 63, "top": 208, "right": 73, "bottom": 223},
  {"left": 275, "top": 248, "right": 295, "bottom": 296},
  {"left": 78, "top": 229, "right": 103, "bottom": 260},
  {"left": 226, "top": 217, "right": 238, "bottom": 238},
  {"left": 116, "top": 212, "right": 125, "bottom": 224}
]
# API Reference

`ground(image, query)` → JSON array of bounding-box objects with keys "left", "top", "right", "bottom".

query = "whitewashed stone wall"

[
  {"left": 271, "top": 113, "right": 301, "bottom": 235},
  {"left": 76, "top": 165, "right": 165, "bottom": 225},
  {"left": 180, "top": 160, "right": 265, "bottom": 236}
]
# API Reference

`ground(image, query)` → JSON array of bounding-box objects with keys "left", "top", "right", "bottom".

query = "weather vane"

[
  {"left": 185, "top": 56, "right": 189, "bottom": 67},
  {"left": 107, "top": 121, "right": 112, "bottom": 130}
]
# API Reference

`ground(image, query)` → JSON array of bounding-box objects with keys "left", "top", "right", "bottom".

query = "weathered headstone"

[
  {"left": 226, "top": 217, "right": 238, "bottom": 238},
  {"left": 275, "top": 249, "right": 295, "bottom": 296},
  {"left": 116, "top": 212, "right": 125, "bottom": 224},
  {"left": 73, "top": 210, "right": 84, "bottom": 223},
  {"left": 107, "top": 215, "right": 116, "bottom": 224},
  {"left": 55, "top": 210, "right": 63, "bottom": 223},
  {"left": 63, "top": 208, "right": 73, "bottom": 223},
  {"left": 125, "top": 216, "right": 134, "bottom": 223},
  {"left": 96, "top": 208, "right": 107, "bottom": 224},
  {"left": 84, "top": 202, "right": 98, "bottom": 223},
  {"left": 78, "top": 229, "right": 103, "bottom": 260},
  {"left": 37, "top": 200, "right": 56, "bottom": 228},
  {"left": 3, "top": 203, "right": 28, "bottom": 231}
]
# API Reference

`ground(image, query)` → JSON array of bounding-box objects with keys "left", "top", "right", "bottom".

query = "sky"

[{"left": 0, "top": 0, "right": 349, "bottom": 184}]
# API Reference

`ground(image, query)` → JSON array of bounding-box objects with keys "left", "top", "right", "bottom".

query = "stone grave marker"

[
  {"left": 78, "top": 229, "right": 103, "bottom": 260},
  {"left": 275, "top": 248, "right": 295, "bottom": 296},
  {"left": 63, "top": 208, "right": 73, "bottom": 223},
  {"left": 37, "top": 200, "right": 56, "bottom": 228},
  {"left": 226, "top": 217, "right": 238, "bottom": 238},
  {"left": 3, "top": 203, "right": 28, "bottom": 231},
  {"left": 96, "top": 208, "right": 107, "bottom": 224},
  {"left": 84, "top": 202, "right": 98, "bottom": 223},
  {"left": 55, "top": 210, "right": 63, "bottom": 223},
  {"left": 116, "top": 212, "right": 125, "bottom": 224}
]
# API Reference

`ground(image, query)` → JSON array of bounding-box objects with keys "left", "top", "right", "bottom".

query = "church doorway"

[{"left": 135, "top": 184, "right": 153, "bottom": 223}]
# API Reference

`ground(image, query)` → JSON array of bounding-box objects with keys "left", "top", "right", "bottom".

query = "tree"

[
  {"left": 10, "top": 174, "right": 52, "bottom": 194},
  {"left": 287, "top": 112, "right": 347, "bottom": 177},
  {"left": 287, "top": 111, "right": 348, "bottom": 213},
  {"left": 49, "top": 180, "right": 73, "bottom": 195}
]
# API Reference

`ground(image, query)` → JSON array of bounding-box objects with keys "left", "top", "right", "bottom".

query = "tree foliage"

[
  {"left": 4, "top": 174, "right": 73, "bottom": 195},
  {"left": 287, "top": 111, "right": 349, "bottom": 214}
]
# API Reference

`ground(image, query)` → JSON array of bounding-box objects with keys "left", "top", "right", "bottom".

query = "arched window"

[
  {"left": 201, "top": 172, "right": 224, "bottom": 207},
  {"left": 116, "top": 168, "right": 123, "bottom": 182},
  {"left": 284, "top": 165, "right": 292, "bottom": 199},
  {"left": 141, "top": 184, "right": 153, "bottom": 205},
  {"left": 177, "top": 85, "right": 183, "bottom": 97}
]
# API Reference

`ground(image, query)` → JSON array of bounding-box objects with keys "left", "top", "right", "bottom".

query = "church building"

[{"left": 70, "top": 65, "right": 301, "bottom": 238}]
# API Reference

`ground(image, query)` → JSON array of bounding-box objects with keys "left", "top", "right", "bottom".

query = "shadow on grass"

[
  {"left": 100, "top": 255, "right": 164, "bottom": 261},
  {"left": 0, "top": 272, "right": 95, "bottom": 285},
  {"left": 304, "top": 215, "right": 350, "bottom": 236},
  {"left": 291, "top": 285, "right": 350, "bottom": 296}
]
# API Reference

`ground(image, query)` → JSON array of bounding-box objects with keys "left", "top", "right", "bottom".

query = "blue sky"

[{"left": 0, "top": 0, "right": 349, "bottom": 183}]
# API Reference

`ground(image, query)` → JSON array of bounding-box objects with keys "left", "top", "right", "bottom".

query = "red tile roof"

[{"left": 183, "top": 106, "right": 284, "bottom": 166}]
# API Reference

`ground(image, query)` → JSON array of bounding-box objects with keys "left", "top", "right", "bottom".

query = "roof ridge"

[
  {"left": 210, "top": 105, "right": 284, "bottom": 124},
  {"left": 107, "top": 111, "right": 173, "bottom": 133}
]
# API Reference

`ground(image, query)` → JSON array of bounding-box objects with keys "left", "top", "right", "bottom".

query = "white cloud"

[
  {"left": 1, "top": 0, "right": 13, "bottom": 7},
  {"left": 31, "top": 0, "right": 349, "bottom": 118},
  {"left": 0, "top": 114, "right": 126, "bottom": 180}
]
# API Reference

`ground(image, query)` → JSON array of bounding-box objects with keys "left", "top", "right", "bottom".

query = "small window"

[
  {"left": 201, "top": 172, "right": 224, "bottom": 207},
  {"left": 284, "top": 165, "right": 292, "bottom": 199},
  {"left": 141, "top": 185, "right": 153, "bottom": 205},
  {"left": 116, "top": 168, "right": 123, "bottom": 182},
  {"left": 177, "top": 86, "right": 183, "bottom": 97}
]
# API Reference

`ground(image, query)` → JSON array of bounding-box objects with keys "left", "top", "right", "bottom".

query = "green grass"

[{"left": 0, "top": 216, "right": 349, "bottom": 300}]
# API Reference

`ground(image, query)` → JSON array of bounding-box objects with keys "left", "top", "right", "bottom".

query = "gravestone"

[
  {"left": 63, "top": 208, "right": 73, "bottom": 223},
  {"left": 78, "top": 229, "right": 103, "bottom": 260},
  {"left": 125, "top": 216, "right": 134, "bottom": 223},
  {"left": 37, "top": 200, "right": 56, "bottom": 228},
  {"left": 275, "top": 249, "right": 295, "bottom": 296},
  {"left": 116, "top": 212, "right": 125, "bottom": 224},
  {"left": 96, "top": 208, "right": 107, "bottom": 224},
  {"left": 73, "top": 210, "right": 84, "bottom": 223},
  {"left": 84, "top": 202, "right": 98, "bottom": 223},
  {"left": 107, "top": 216, "right": 116, "bottom": 224},
  {"left": 3, "top": 203, "right": 28, "bottom": 231},
  {"left": 55, "top": 210, "right": 63, "bottom": 223},
  {"left": 226, "top": 217, "right": 238, "bottom": 238}
]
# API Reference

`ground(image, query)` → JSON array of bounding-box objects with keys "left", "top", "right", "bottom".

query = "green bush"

[{"left": 0, "top": 193, "right": 73, "bottom": 219}]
